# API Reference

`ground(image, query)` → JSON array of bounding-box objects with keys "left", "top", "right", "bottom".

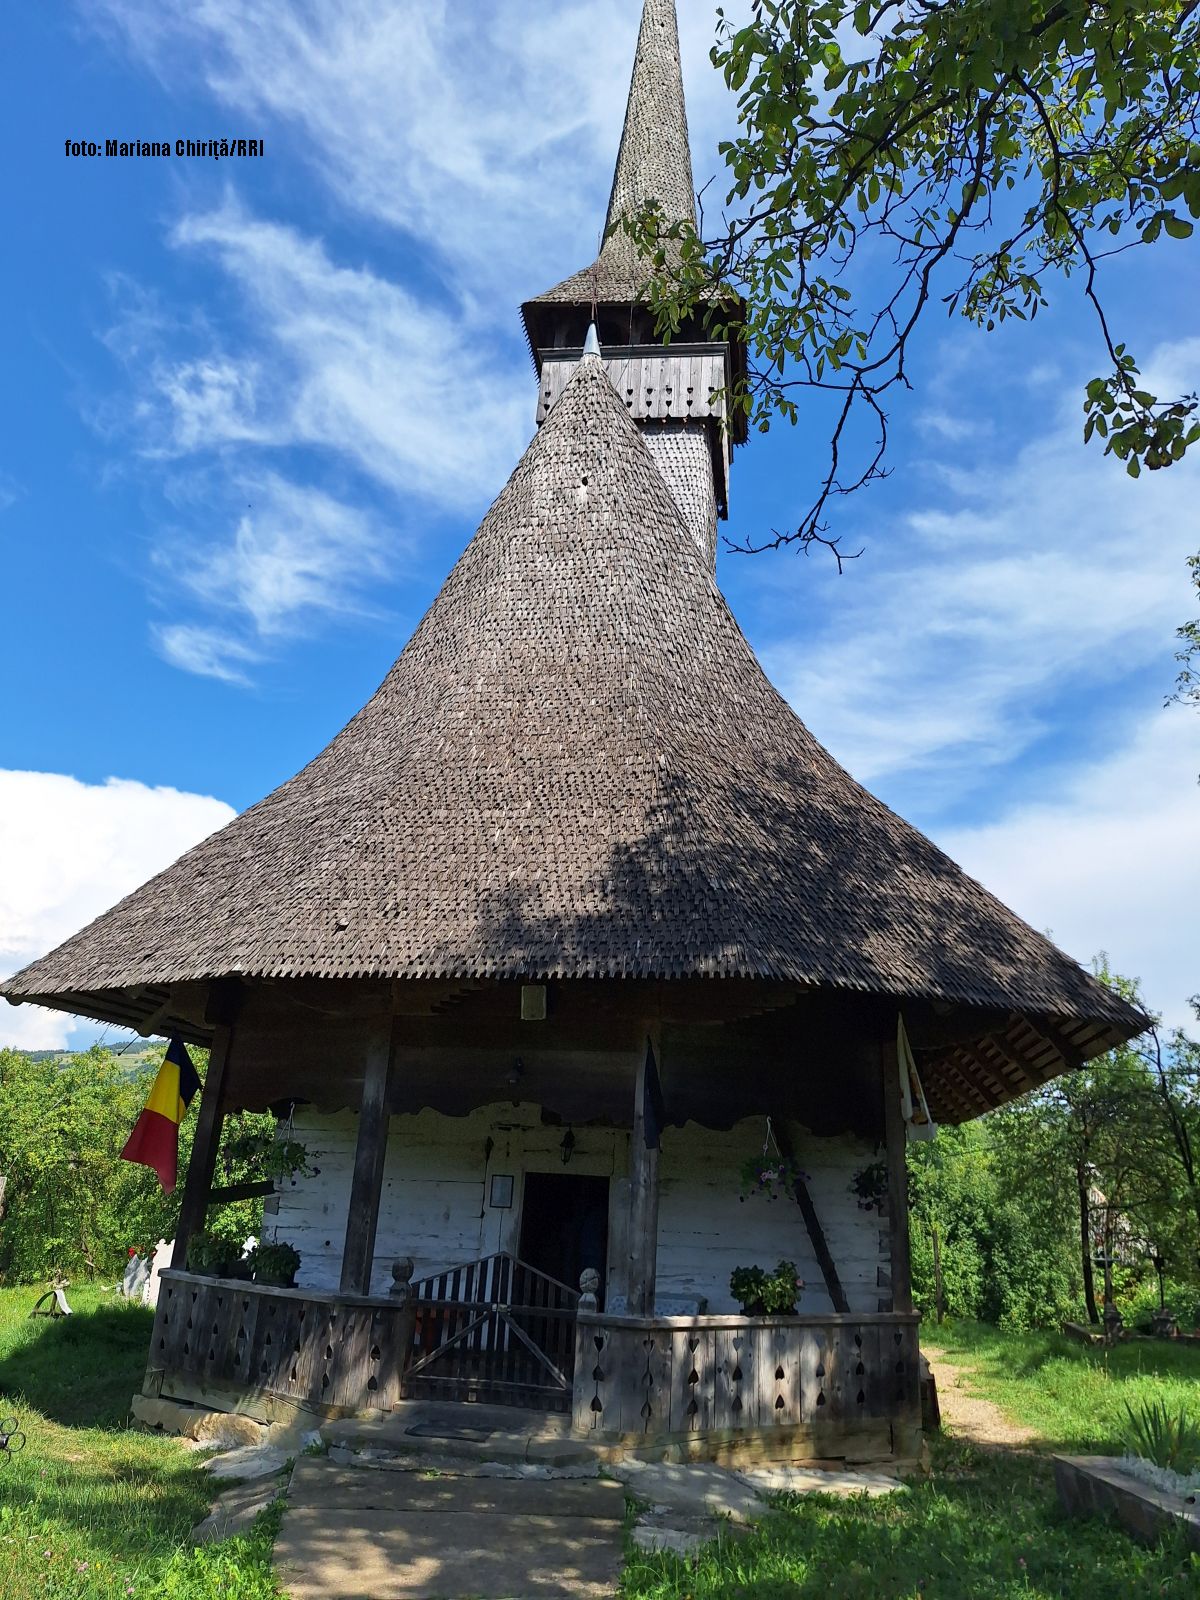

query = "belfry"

[{"left": 3, "top": 0, "right": 1141, "bottom": 1462}]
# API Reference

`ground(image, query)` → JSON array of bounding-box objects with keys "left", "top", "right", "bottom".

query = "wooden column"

[
  {"left": 172, "top": 983, "right": 240, "bottom": 1269},
  {"left": 882, "top": 1035, "right": 913, "bottom": 1314},
  {"left": 627, "top": 1028, "right": 661, "bottom": 1318},
  {"left": 340, "top": 1013, "right": 398, "bottom": 1297}
]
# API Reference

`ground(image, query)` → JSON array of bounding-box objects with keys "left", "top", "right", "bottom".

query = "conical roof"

[
  {"left": 3, "top": 357, "right": 1140, "bottom": 1056},
  {"left": 527, "top": 0, "right": 697, "bottom": 307}
]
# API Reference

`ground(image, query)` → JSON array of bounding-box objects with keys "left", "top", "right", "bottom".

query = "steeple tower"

[
  {"left": 603, "top": 0, "right": 697, "bottom": 256},
  {"left": 520, "top": 0, "right": 746, "bottom": 569}
]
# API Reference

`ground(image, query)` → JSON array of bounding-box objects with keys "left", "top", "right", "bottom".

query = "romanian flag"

[{"left": 120, "top": 1037, "right": 202, "bottom": 1194}]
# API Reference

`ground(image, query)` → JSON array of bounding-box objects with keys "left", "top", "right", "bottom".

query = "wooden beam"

[
  {"left": 773, "top": 1119, "right": 849, "bottom": 1313},
  {"left": 882, "top": 1037, "right": 913, "bottom": 1315},
  {"left": 957, "top": 1038, "right": 1032, "bottom": 1097},
  {"left": 949, "top": 1043, "right": 1008, "bottom": 1104},
  {"left": 1022, "top": 1016, "right": 1086, "bottom": 1072},
  {"left": 172, "top": 986, "right": 240, "bottom": 1268},
  {"left": 975, "top": 1033, "right": 1040, "bottom": 1092},
  {"left": 933, "top": 1051, "right": 993, "bottom": 1115},
  {"left": 627, "top": 1028, "right": 661, "bottom": 1317},
  {"left": 339, "top": 1013, "right": 398, "bottom": 1296}
]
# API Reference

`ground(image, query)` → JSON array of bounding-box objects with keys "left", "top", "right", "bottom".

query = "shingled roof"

[
  {"left": 3, "top": 355, "right": 1141, "bottom": 1070},
  {"left": 524, "top": 0, "right": 697, "bottom": 310}
]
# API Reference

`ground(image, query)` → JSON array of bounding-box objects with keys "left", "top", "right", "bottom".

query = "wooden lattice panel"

[
  {"left": 572, "top": 1312, "right": 921, "bottom": 1447},
  {"left": 148, "top": 1271, "right": 413, "bottom": 1414}
]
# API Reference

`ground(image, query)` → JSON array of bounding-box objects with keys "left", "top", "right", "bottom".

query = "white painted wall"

[{"left": 269, "top": 1105, "right": 886, "bottom": 1314}]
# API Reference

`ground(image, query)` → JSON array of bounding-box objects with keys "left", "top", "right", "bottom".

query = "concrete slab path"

[{"left": 274, "top": 1455, "right": 625, "bottom": 1600}]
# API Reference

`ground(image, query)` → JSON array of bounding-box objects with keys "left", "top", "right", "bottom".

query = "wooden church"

[{"left": 3, "top": 0, "right": 1141, "bottom": 1462}]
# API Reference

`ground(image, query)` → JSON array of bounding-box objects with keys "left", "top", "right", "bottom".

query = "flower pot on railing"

[
  {"left": 730, "top": 1260, "right": 804, "bottom": 1317},
  {"left": 251, "top": 1242, "right": 301, "bottom": 1289},
  {"left": 187, "top": 1230, "right": 251, "bottom": 1279}
]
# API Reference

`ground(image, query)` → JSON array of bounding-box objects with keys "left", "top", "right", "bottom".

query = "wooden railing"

[
  {"left": 573, "top": 1310, "right": 922, "bottom": 1456},
  {"left": 145, "top": 1270, "right": 415, "bottom": 1415},
  {"left": 403, "top": 1252, "right": 579, "bottom": 1412}
]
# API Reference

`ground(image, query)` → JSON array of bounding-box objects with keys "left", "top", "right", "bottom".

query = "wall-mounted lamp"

[{"left": 560, "top": 1127, "right": 576, "bottom": 1166}]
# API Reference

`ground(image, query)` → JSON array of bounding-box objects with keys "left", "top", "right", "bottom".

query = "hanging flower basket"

[
  {"left": 220, "top": 1114, "right": 318, "bottom": 1187},
  {"left": 850, "top": 1159, "right": 890, "bottom": 1212},
  {"left": 739, "top": 1154, "right": 809, "bottom": 1202}
]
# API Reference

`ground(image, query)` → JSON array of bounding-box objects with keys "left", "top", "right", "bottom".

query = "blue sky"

[{"left": 2, "top": 0, "right": 1197, "bottom": 1050}]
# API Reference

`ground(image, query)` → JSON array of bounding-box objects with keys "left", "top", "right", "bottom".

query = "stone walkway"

[
  {"left": 186, "top": 1399, "right": 909, "bottom": 1596},
  {"left": 274, "top": 1456, "right": 625, "bottom": 1600}
]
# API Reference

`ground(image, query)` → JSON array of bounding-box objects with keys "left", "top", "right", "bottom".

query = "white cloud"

[
  {"left": 761, "top": 337, "right": 1200, "bottom": 805},
  {"left": 105, "top": 203, "right": 531, "bottom": 510},
  {"left": 146, "top": 470, "right": 394, "bottom": 677},
  {"left": 916, "top": 409, "right": 982, "bottom": 443},
  {"left": 938, "top": 713, "right": 1200, "bottom": 1032},
  {"left": 153, "top": 624, "right": 261, "bottom": 685},
  {"left": 0, "top": 771, "right": 236, "bottom": 1049}
]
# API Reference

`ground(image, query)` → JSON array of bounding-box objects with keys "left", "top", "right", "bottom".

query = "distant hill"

[{"left": 11, "top": 1045, "right": 163, "bottom": 1073}]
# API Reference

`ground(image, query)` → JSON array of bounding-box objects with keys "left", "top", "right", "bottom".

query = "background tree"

[
  {"left": 637, "top": 0, "right": 1200, "bottom": 561},
  {"left": 906, "top": 966, "right": 1200, "bottom": 1331},
  {"left": 0, "top": 1044, "right": 269, "bottom": 1284}
]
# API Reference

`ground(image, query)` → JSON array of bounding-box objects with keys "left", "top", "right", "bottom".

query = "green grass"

[
  {"left": 0, "top": 1285, "right": 282, "bottom": 1600},
  {"left": 622, "top": 1437, "right": 1200, "bottom": 1599},
  {"left": 925, "top": 1319, "right": 1200, "bottom": 1453},
  {"left": 622, "top": 1321, "right": 1200, "bottom": 1600}
]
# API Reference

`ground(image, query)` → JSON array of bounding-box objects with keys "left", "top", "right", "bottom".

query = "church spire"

[
  {"left": 519, "top": 0, "right": 746, "bottom": 569},
  {"left": 601, "top": 0, "right": 697, "bottom": 257}
]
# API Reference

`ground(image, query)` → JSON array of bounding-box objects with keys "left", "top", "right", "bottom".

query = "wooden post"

[
  {"left": 627, "top": 1028, "right": 660, "bottom": 1317},
  {"left": 172, "top": 984, "right": 240, "bottom": 1269},
  {"left": 882, "top": 1035, "right": 913, "bottom": 1314},
  {"left": 340, "top": 1014, "right": 397, "bottom": 1297}
]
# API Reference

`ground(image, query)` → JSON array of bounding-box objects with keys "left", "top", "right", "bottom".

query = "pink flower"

[{"left": 77, "top": 1561, "right": 89, "bottom": 1572}]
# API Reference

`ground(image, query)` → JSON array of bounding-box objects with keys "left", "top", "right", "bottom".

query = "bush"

[{"left": 1118, "top": 1276, "right": 1200, "bottom": 1333}]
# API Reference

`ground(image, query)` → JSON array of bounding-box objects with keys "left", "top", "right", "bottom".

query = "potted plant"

[
  {"left": 187, "top": 1229, "right": 252, "bottom": 1280},
  {"left": 730, "top": 1260, "right": 804, "bottom": 1317},
  {"left": 251, "top": 1240, "right": 301, "bottom": 1288}
]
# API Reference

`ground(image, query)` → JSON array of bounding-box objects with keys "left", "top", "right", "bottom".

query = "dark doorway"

[{"left": 519, "top": 1172, "right": 609, "bottom": 1307}]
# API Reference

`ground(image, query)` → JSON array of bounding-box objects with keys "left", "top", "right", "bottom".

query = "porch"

[
  {"left": 143, "top": 976, "right": 930, "bottom": 1461},
  {"left": 142, "top": 1265, "right": 921, "bottom": 1463}
]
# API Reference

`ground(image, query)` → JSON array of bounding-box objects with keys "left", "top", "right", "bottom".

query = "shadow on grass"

[
  {"left": 625, "top": 1440, "right": 1198, "bottom": 1600},
  {"left": 0, "top": 1300, "right": 154, "bottom": 1428}
]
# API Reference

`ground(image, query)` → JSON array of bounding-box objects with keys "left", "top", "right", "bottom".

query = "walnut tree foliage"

[
  {"left": 1173, "top": 553, "right": 1200, "bottom": 712},
  {"left": 634, "top": 0, "right": 1200, "bottom": 562}
]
